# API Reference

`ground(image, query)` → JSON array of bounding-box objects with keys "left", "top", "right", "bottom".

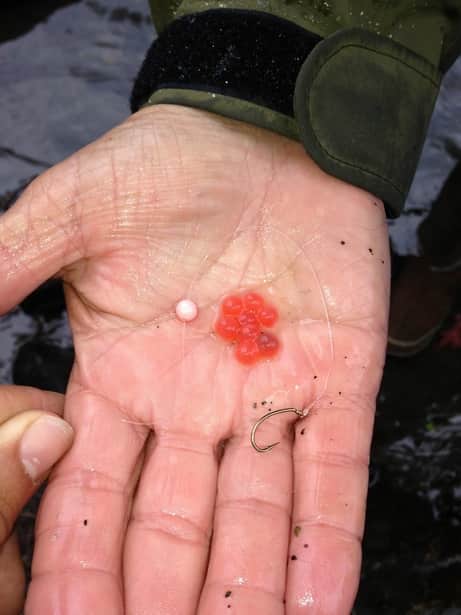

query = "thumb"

[
  {"left": 0, "top": 411, "right": 74, "bottom": 547},
  {"left": 0, "top": 158, "right": 86, "bottom": 315}
]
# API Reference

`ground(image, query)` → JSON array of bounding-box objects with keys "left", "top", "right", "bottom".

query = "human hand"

[
  {"left": 0, "top": 386, "right": 73, "bottom": 615},
  {"left": 0, "top": 105, "right": 389, "bottom": 614}
]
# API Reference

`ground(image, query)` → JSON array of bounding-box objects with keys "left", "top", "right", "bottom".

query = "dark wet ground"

[{"left": 1, "top": 2, "right": 460, "bottom": 613}]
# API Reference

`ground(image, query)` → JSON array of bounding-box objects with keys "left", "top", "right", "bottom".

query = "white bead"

[{"left": 175, "top": 299, "right": 198, "bottom": 323}]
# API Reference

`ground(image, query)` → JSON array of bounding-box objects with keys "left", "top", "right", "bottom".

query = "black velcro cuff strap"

[{"left": 130, "top": 9, "right": 321, "bottom": 116}]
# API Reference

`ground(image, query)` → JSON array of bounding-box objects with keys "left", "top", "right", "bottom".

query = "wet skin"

[
  {"left": 0, "top": 385, "right": 72, "bottom": 615},
  {"left": 0, "top": 105, "right": 389, "bottom": 614}
]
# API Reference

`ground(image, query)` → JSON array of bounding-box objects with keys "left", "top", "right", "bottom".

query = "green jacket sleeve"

[
  {"left": 136, "top": 1, "right": 461, "bottom": 217},
  {"left": 148, "top": 1, "right": 180, "bottom": 33}
]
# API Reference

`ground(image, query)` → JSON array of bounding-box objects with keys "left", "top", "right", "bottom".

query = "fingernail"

[{"left": 20, "top": 416, "right": 74, "bottom": 481}]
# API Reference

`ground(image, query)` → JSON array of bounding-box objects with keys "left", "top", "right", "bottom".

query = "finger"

[
  {"left": 198, "top": 414, "right": 295, "bottom": 615},
  {"left": 0, "top": 385, "right": 64, "bottom": 424},
  {"left": 286, "top": 331, "right": 383, "bottom": 615},
  {"left": 0, "top": 411, "right": 74, "bottom": 546},
  {"left": 124, "top": 432, "right": 218, "bottom": 615},
  {"left": 0, "top": 109, "right": 162, "bottom": 316},
  {"left": 26, "top": 389, "right": 147, "bottom": 615},
  {"left": 0, "top": 158, "right": 86, "bottom": 314},
  {"left": 0, "top": 532, "right": 25, "bottom": 615}
]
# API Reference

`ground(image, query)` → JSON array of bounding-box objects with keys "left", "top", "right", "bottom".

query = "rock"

[
  {"left": 20, "top": 279, "right": 66, "bottom": 320},
  {"left": 13, "top": 340, "right": 73, "bottom": 393}
]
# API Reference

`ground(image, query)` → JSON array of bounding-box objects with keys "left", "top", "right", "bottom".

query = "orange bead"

[
  {"left": 243, "top": 292, "right": 265, "bottom": 312},
  {"left": 214, "top": 315, "right": 241, "bottom": 341},
  {"left": 235, "top": 338, "right": 261, "bottom": 364},
  {"left": 257, "top": 332, "right": 279, "bottom": 357},
  {"left": 257, "top": 305, "right": 278, "bottom": 327},
  {"left": 222, "top": 294, "right": 244, "bottom": 315},
  {"left": 236, "top": 310, "right": 259, "bottom": 340},
  {"left": 239, "top": 323, "right": 260, "bottom": 341},
  {"left": 237, "top": 311, "right": 257, "bottom": 325},
  {"left": 216, "top": 292, "right": 280, "bottom": 365}
]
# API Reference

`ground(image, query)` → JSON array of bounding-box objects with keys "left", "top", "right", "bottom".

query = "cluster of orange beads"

[{"left": 214, "top": 292, "right": 280, "bottom": 365}]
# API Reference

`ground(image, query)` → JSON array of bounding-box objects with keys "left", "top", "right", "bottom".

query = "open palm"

[{"left": 0, "top": 105, "right": 389, "bottom": 615}]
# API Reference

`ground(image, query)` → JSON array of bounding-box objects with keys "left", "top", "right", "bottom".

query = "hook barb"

[{"left": 250, "top": 407, "right": 307, "bottom": 453}]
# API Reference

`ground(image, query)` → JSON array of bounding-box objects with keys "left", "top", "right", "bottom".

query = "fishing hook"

[{"left": 250, "top": 407, "right": 307, "bottom": 453}]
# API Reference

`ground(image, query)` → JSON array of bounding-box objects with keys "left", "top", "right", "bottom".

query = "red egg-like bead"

[
  {"left": 243, "top": 292, "right": 265, "bottom": 312},
  {"left": 216, "top": 293, "right": 280, "bottom": 365},
  {"left": 239, "top": 323, "right": 260, "bottom": 341},
  {"left": 257, "top": 305, "right": 278, "bottom": 327},
  {"left": 222, "top": 294, "right": 244, "bottom": 315},
  {"left": 236, "top": 311, "right": 259, "bottom": 340},
  {"left": 238, "top": 311, "right": 258, "bottom": 326},
  {"left": 214, "top": 315, "right": 241, "bottom": 341},
  {"left": 257, "top": 331, "right": 279, "bottom": 357},
  {"left": 235, "top": 338, "right": 260, "bottom": 364}
]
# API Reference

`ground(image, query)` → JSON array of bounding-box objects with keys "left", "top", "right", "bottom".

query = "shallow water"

[{"left": 0, "top": 2, "right": 460, "bottom": 612}]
